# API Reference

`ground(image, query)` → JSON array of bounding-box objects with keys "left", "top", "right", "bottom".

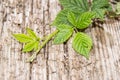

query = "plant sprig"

[{"left": 13, "top": 0, "right": 118, "bottom": 62}]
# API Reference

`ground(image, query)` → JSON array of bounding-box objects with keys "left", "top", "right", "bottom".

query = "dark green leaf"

[
  {"left": 57, "top": 24, "right": 73, "bottom": 30},
  {"left": 93, "top": 9, "right": 106, "bottom": 19},
  {"left": 13, "top": 34, "right": 33, "bottom": 43},
  {"left": 22, "top": 41, "right": 37, "bottom": 52},
  {"left": 72, "top": 32, "right": 92, "bottom": 59},
  {"left": 52, "top": 9, "right": 71, "bottom": 26},
  {"left": 59, "top": 0, "right": 89, "bottom": 14},
  {"left": 91, "top": 0, "right": 110, "bottom": 10},
  {"left": 76, "top": 12, "right": 95, "bottom": 29},
  {"left": 53, "top": 25, "right": 73, "bottom": 44},
  {"left": 91, "top": 0, "right": 112, "bottom": 19}
]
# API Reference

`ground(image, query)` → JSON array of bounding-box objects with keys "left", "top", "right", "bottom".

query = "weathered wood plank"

[
  {"left": 48, "top": 0, "right": 70, "bottom": 80},
  {"left": 67, "top": 20, "right": 120, "bottom": 80},
  {"left": 0, "top": 0, "right": 30, "bottom": 80},
  {"left": 0, "top": 0, "right": 120, "bottom": 80},
  {"left": 30, "top": 0, "right": 48, "bottom": 80}
]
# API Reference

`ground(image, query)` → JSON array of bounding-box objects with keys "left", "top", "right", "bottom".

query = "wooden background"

[{"left": 0, "top": 0, "right": 120, "bottom": 80}]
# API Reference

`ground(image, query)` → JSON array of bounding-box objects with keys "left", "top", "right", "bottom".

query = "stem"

[
  {"left": 74, "top": 27, "right": 78, "bottom": 33},
  {"left": 88, "top": 0, "right": 92, "bottom": 11},
  {"left": 26, "top": 30, "right": 59, "bottom": 62}
]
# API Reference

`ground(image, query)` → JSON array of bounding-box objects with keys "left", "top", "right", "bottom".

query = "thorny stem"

[{"left": 26, "top": 30, "right": 59, "bottom": 62}]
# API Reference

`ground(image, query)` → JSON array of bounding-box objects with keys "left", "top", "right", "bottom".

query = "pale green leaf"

[
  {"left": 34, "top": 41, "right": 39, "bottom": 51},
  {"left": 67, "top": 12, "right": 76, "bottom": 26},
  {"left": 76, "top": 12, "right": 95, "bottom": 29},
  {"left": 13, "top": 34, "right": 33, "bottom": 43},
  {"left": 53, "top": 25, "right": 73, "bottom": 44},
  {"left": 27, "top": 28, "right": 37, "bottom": 39},
  {"left": 59, "top": 0, "right": 89, "bottom": 14},
  {"left": 22, "top": 41, "right": 36, "bottom": 52},
  {"left": 72, "top": 32, "right": 92, "bottom": 59}
]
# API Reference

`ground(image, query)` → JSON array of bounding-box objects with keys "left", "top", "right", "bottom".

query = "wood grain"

[{"left": 0, "top": 0, "right": 120, "bottom": 80}]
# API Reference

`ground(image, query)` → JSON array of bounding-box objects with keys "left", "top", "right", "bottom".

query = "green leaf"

[
  {"left": 56, "top": 24, "right": 73, "bottom": 30},
  {"left": 72, "top": 32, "right": 92, "bottom": 59},
  {"left": 22, "top": 41, "right": 37, "bottom": 52},
  {"left": 59, "top": 0, "right": 89, "bottom": 14},
  {"left": 13, "top": 34, "right": 33, "bottom": 43},
  {"left": 52, "top": 9, "right": 71, "bottom": 26},
  {"left": 116, "top": 2, "right": 120, "bottom": 15},
  {"left": 93, "top": 9, "right": 106, "bottom": 19},
  {"left": 91, "top": 0, "right": 112, "bottom": 19},
  {"left": 76, "top": 12, "right": 95, "bottom": 29},
  {"left": 34, "top": 41, "right": 39, "bottom": 51},
  {"left": 67, "top": 12, "right": 76, "bottom": 26},
  {"left": 91, "top": 0, "right": 110, "bottom": 10},
  {"left": 27, "top": 28, "right": 37, "bottom": 39},
  {"left": 53, "top": 25, "right": 73, "bottom": 44}
]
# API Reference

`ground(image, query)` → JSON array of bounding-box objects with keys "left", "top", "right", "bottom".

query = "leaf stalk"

[{"left": 26, "top": 30, "right": 59, "bottom": 62}]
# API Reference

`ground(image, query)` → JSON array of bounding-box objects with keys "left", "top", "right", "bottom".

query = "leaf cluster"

[
  {"left": 12, "top": 0, "right": 114, "bottom": 62},
  {"left": 52, "top": 0, "right": 112, "bottom": 58},
  {"left": 13, "top": 28, "right": 40, "bottom": 52}
]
